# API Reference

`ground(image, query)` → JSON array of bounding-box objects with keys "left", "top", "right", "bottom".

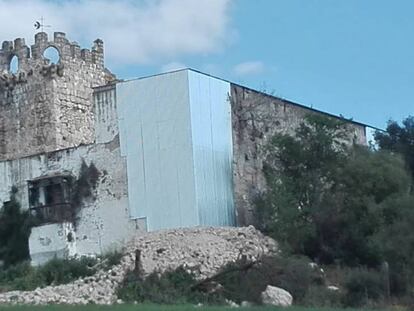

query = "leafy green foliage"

[
  {"left": 258, "top": 114, "right": 412, "bottom": 267},
  {"left": 301, "top": 285, "right": 342, "bottom": 308},
  {"left": 0, "top": 257, "right": 99, "bottom": 292},
  {"left": 257, "top": 115, "right": 348, "bottom": 258},
  {"left": 372, "top": 195, "right": 414, "bottom": 295},
  {"left": 117, "top": 267, "right": 223, "bottom": 305},
  {"left": 101, "top": 250, "right": 123, "bottom": 267},
  {"left": 0, "top": 187, "right": 38, "bottom": 267},
  {"left": 343, "top": 268, "right": 385, "bottom": 307},
  {"left": 203, "top": 255, "right": 322, "bottom": 305},
  {"left": 257, "top": 113, "right": 414, "bottom": 307},
  {"left": 0, "top": 304, "right": 380, "bottom": 311},
  {"left": 0, "top": 261, "right": 40, "bottom": 291},
  {"left": 38, "top": 257, "right": 98, "bottom": 285},
  {"left": 118, "top": 256, "right": 326, "bottom": 306},
  {"left": 375, "top": 116, "right": 414, "bottom": 182}
]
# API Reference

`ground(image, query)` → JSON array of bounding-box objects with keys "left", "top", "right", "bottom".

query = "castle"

[{"left": 0, "top": 32, "right": 368, "bottom": 265}]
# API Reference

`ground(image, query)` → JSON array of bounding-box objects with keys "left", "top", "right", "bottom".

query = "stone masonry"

[
  {"left": 0, "top": 32, "right": 115, "bottom": 160},
  {"left": 0, "top": 31, "right": 369, "bottom": 266},
  {"left": 230, "top": 85, "right": 367, "bottom": 225}
]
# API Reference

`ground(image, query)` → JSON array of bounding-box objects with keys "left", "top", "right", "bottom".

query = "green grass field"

[{"left": 0, "top": 307, "right": 362, "bottom": 311}]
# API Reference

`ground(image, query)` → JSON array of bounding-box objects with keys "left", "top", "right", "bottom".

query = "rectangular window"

[{"left": 28, "top": 175, "right": 73, "bottom": 224}]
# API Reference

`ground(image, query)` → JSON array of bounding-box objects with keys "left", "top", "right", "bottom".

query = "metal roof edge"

[{"left": 103, "top": 68, "right": 384, "bottom": 131}]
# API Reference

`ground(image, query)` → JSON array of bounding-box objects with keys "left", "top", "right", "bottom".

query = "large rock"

[{"left": 261, "top": 285, "right": 293, "bottom": 307}]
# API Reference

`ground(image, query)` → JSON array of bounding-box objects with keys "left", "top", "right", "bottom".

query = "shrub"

[
  {"left": 343, "top": 267, "right": 385, "bottom": 307},
  {"left": 0, "top": 257, "right": 99, "bottom": 292},
  {"left": 117, "top": 266, "right": 223, "bottom": 305},
  {"left": 101, "top": 250, "right": 123, "bottom": 268},
  {"left": 0, "top": 261, "right": 40, "bottom": 292},
  {"left": 258, "top": 114, "right": 412, "bottom": 269},
  {"left": 38, "top": 257, "right": 98, "bottom": 285},
  {"left": 275, "top": 256, "right": 320, "bottom": 301},
  {"left": 209, "top": 255, "right": 320, "bottom": 304},
  {"left": 302, "top": 285, "right": 343, "bottom": 308},
  {"left": 211, "top": 257, "right": 272, "bottom": 304},
  {"left": 0, "top": 188, "right": 38, "bottom": 267}
]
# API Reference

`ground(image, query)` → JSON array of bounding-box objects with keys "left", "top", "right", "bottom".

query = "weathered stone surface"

[
  {"left": 0, "top": 32, "right": 115, "bottom": 161},
  {"left": 261, "top": 285, "right": 293, "bottom": 307},
  {"left": 230, "top": 85, "right": 367, "bottom": 226},
  {"left": 0, "top": 226, "right": 278, "bottom": 305}
]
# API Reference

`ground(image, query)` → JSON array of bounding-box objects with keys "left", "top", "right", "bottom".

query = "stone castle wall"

[
  {"left": 0, "top": 32, "right": 114, "bottom": 161},
  {"left": 0, "top": 85, "right": 144, "bottom": 264},
  {"left": 230, "top": 84, "right": 367, "bottom": 226}
]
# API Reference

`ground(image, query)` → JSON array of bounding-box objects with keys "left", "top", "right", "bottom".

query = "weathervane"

[{"left": 34, "top": 17, "right": 51, "bottom": 32}]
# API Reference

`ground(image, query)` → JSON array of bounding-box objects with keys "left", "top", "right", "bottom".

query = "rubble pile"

[{"left": 0, "top": 226, "right": 278, "bottom": 305}]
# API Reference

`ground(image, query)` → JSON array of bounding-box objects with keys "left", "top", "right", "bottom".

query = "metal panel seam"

[{"left": 187, "top": 71, "right": 200, "bottom": 226}]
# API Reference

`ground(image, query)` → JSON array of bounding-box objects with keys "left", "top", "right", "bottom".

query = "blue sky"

[
  {"left": 0, "top": 0, "right": 412, "bottom": 129},
  {"left": 125, "top": 0, "right": 414, "bottom": 130}
]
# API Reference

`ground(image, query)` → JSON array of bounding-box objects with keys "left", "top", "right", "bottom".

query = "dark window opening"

[
  {"left": 28, "top": 175, "right": 73, "bottom": 224},
  {"left": 45, "top": 183, "right": 64, "bottom": 205}
]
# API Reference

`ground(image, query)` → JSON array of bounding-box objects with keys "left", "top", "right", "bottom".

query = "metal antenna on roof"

[{"left": 34, "top": 17, "right": 51, "bottom": 32}]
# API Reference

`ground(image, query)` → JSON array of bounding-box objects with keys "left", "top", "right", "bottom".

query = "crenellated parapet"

[
  {"left": 0, "top": 31, "right": 115, "bottom": 161},
  {"left": 0, "top": 32, "right": 107, "bottom": 90}
]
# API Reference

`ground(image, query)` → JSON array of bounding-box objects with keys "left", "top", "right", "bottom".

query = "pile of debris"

[{"left": 0, "top": 226, "right": 278, "bottom": 305}]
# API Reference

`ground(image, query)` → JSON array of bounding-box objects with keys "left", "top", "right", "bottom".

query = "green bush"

[
  {"left": 0, "top": 261, "right": 38, "bottom": 291},
  {"left": 212, "top": 258, "right": 271, "bottom": 304},
  {"left": 343, "top": 267, "right": 385, "bottom": 307},
  {"left": 0, "top": 257, "right": 99, "bottom": 292},
  {"left": 0, "top": 261, "right": 32, "bottom": 283},
  {"left": 301, "top": 285, "right": 342, "bottom": 308},
  {"left": 275, "top": 256, "right": 321, "bottom": 301},
  {"left": 208, "top": 255, "right": 321, "bottom": 305},
  {"left": 101, "top": 250, "right": 123, "bottom": 268},
  {"left": 38, "top": 257, "right": 98, "bottom": 286},
  {"left": 117, "top": 266, "right": 223, "bottom": 305},
  {"left": 0, "top": 188, "right": 38, "bottom": 267}
]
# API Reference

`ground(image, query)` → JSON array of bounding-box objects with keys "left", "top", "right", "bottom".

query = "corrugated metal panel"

[
  {"left": 188, "top": 71, "right": 235, "bottom": 226},
  {"left": 116, "top": 71, "right": 199, "bottom": 231}
]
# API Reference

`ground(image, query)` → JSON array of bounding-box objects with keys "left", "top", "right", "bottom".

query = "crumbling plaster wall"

[
  {"left": 230, "top": 84, "right": 367, "bottom": 226},
  {"left": 29, "top": 222, "right": 76, "bottom": 266},
  {"left": 0, "top": 138, "right": 141, "bottom": 258},
  {"left": 0, "top": 32, "right": 114, "bottom": 161},
  {"left": 0, "top": 85, "right": 143, "bottom": 263}
]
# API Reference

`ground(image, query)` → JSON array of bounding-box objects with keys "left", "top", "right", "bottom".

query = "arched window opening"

[
  {"left": 43, "top": 46, "right": 60, "bottom": 64},
  {"left": 9, "top": 55, "right": 19, "bottom": 74}
]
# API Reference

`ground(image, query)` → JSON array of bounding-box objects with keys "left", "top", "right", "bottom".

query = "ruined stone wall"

[
  {"left": 230, "top": 84, "right": 367, "bottom": 226},
  {"left": 0, "top": 140, "right": 143, "bottom": 262},
  {"left": 0, "top": 85, "right": 142, "bottom": 264},
  {"left": 0, "top": 32, "right": 114, "bottom": 161}
]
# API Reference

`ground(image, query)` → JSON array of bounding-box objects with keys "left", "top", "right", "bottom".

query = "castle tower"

[{"left": 0, "top": 32, "right": 115, "bottom": 160}]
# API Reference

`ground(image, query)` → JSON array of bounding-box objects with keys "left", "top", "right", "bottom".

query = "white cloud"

[
  {"left": 233, "top": 61, "right": 265, "bottom": 76},
  {"left": 201, "top": 63, "right": 223, "bottom": 76},
  {"left": 0, "top": 0, "right": 233, "bottom": 66},
  {"left": 161, "top": 62, "right": 187, "bottom": 72}
]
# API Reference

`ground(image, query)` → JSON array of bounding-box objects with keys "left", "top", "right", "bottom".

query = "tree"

[
  {"left": 0, "top": 187, "right": 35, "bottom": 266},
  {"left": 327, "top": 146, "right": 410, "bottom": 265},
  {"left": 372, "top": 194, "right": 414, "bottom": 295},
  {"left": 257, "top": 114, "right": 348, "bottom": 258},
  {"left": 375, "top": 116, "right": 414, "bottom": 184},
  {"left": 257, "top": 114, "right": 412, "bottom": 266}
]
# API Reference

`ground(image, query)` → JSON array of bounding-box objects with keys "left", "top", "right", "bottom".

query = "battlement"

[
  {"left": 0, "top": 32, "right": 105, "bottom": 88},
  {"left": 0, "top": 32, "right": 113, "bottom": 161}
]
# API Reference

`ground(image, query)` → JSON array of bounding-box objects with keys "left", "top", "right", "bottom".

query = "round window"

[{"left": 43, "top": 46, "right": 60, "bottom": 64}]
